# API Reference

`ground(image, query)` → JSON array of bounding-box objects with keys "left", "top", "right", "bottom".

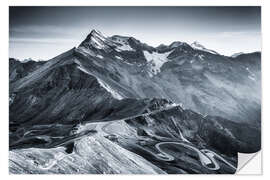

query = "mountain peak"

[
  {"left": 89, "top": 29, "right": 104, "bottom": 37},
  {"left": 191, "top": 41, "right": 219, "bottom": 55},
  {"left": 169, "top": 41, "right": 190, "bottom": 48},
  {"left": 78, "top": 29, "right": 109, "bottom": 50},
  {"left": 88, "top": 29, "right": 107, "bottom": 41},
  {"left": 191, "top": 41, "right": 204, "bottom": 49}
]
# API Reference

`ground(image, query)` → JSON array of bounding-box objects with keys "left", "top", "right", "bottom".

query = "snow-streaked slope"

[
  {"left": 87, "top": 30, "right": 108, "bottom": 49},
  {"left": 97, "top": 78, "right": 124, "bottom": 100},
  {"left": 75, "top": 59, "right": 123, "bottom": 100},
  {"left": 115, "top": 44, "right": 134, "bottom": 51},
  {"left": 246, "top": 67, "right": 256, "bottom": 81},
  {"left": 111, "top": 36, "right": 135, "bottom": 51}
]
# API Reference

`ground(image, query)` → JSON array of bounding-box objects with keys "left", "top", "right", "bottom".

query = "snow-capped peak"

[
  {"left": 78, "top": 29, "right": 109, "bottom": 51},
  {"left": 79, "top": 29, "right": 135, "bottom": 52},
  {"left": 89, "top": 29, "right": 107, "bottom": 41},
  {"left": 191, "top": 41, "right": 204, "bottom": 49},
  {"left": 87, "top": 29, "right": 109, "bottom": 49},
  {"left": 191, "top": 41, "right": 219, "bottom": 55}
]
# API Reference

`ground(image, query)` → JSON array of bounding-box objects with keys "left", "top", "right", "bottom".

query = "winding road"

[
  {"left": 201, "top": 149, "right": 237, "bottom": 170},
  {"left": 155, "top": 142, "right": 220, "bottom": 170},
  {"left": 100, "top": 118, "right": 236, "bottom": 171},
  {"left": 36, "top": 104, "right": 236, "bottom": 171}
]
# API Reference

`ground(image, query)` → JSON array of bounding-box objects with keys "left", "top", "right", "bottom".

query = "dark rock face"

[
  {"left": 9, "top": 30, "right": 261, "bottom": 174},
  {"left": 9, "top": 58, "right": 45, "bottom": 83}
]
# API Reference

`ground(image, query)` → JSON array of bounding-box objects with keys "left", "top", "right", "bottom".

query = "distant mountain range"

[{"left": 9, "top": 29, "right": 261, "bottom": 174}]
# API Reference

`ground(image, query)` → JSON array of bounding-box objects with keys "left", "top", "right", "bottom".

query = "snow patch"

[
  {"left": 198, "top": 54, "right": 205, "bottom": 60},
  {"left": 115, "top": 56, "right": 123, "bottom": 60},
  {"left": 116, "top": 44, "right": 134, "bottom": 51},
  {"left": 167, "top": 102, "right": 185, "bottom": 109},
  {"left": 112, "top": 36, "right": 135, "bottom": 51},
  {"left": 246, "top": 67, "right": 254, "bottom": 75},
  {"left": 231, "top": 52, "right": 244, "bottom": 58},
  {"left": 143, "top": 50, "right": 173, "bottom": 75},
  {"left": 191, "top": 41, "right": 219, "bottom": 55},
  {"left": 246, "top": 67, "right": 256, "bottom": 81},
  {"left": 248, "top": 75, "right": 256, "bottom": 81},
  {"left": 96, "top": 54, "right": 103, "bottom": 59}
]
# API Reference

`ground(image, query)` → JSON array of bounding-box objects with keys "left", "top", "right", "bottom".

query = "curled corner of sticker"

[{"left": 236, "top": 151, "right": 262, "bottom": 174}]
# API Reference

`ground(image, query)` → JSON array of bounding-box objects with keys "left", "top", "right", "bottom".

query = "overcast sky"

[{"left": 9, "top": 6, "right": 261, "bottom": 60}]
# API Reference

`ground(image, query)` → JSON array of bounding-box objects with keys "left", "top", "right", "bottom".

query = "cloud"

[
  {"left": 11, "top": 25, "right": 71, "bottom": 35},
  {"left": 218, "top": 31, "right": 261, "bottom": 38},
  {"left": 9, "top": 37, "right": 79, "bottom": 45}
]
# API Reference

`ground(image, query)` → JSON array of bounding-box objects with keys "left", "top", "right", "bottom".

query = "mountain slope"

[
  {"left": 9, "top": 29, "right": 261, "bottom": 174},
  {"left": 74, "top": 30, "right": 261, "bottom": 126}
]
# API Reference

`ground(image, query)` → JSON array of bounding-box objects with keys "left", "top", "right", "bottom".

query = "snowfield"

[{"left": 143, "top": 50, "right": 173, "bottom": 75}]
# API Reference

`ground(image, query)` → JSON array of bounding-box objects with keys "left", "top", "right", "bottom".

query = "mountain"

[
  {"left": 9, "top": 58, "right": 46, "bottom": 83},
  {"left": 190, "top": 41, "right": 220, "bottom": 55},
  {"left": 9, "top": 29, "right": 261, "bottom": 174},
  {"left": 231, "top": 52, "right": 244, "bottom": 58}
]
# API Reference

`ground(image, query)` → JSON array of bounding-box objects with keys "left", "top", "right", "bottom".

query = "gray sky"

[{"left": 9, "top": 6, "right": 261, "bottom": 60}]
